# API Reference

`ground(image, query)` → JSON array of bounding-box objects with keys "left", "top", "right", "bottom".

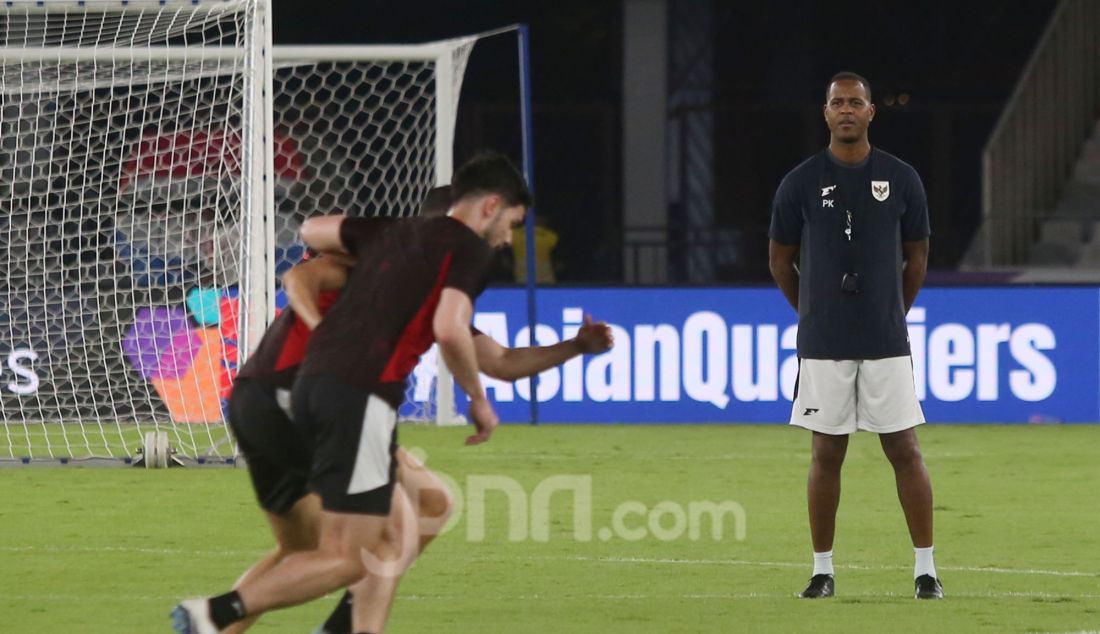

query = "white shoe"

[{"left": 171, "top": 598, "right": 219, "bottom": 634}]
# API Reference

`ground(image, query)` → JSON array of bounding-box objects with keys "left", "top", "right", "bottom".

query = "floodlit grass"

[{"left": 0, "top": 424, "right": 1097, "bottom": 633}]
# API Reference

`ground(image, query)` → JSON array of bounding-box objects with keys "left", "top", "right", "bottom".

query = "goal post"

[
  {"left": 0, "top": 4, "right": 527, "bottom": 463},
  {"left": 267, "top": 38, "right": 480, "bottom": 427},
  {"left": 0, "top": 0, "right": 272, "bottom": 464}
]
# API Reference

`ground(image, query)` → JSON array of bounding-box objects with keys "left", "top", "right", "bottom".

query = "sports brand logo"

[
  {"left": 821, "top": 185, "right": 836, "bottom": 197},
  {"left": 871, "top": 180, "right": 890, "bottom": 201},
  {"left": 803, "top": 408, "right": 819, "bottom": 416}
]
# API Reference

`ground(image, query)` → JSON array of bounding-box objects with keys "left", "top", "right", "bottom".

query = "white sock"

[
  {"left": 914, "top": 546, "right": 936, "bottom": 579},
  {"left": 813, "top": 550, "right": 834, "bottom": 576}
]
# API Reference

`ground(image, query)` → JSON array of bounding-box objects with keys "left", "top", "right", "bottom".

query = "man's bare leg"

[
  {"left": 348, "top": 484, "right": 418, "bottom": 633},
  {"left": 798, "top": 431, "right": 849, "bottom": 598},
  {"left": 234, "top": 510, "right": 386, "bottom": 616},
  {"left": 879, "top": 427, "right": 940, "bottom": 596},
  {"left": 223, "top": 494, "right": 321, "bottom": 634},
  {"left": 879, "top": 428, "right": 934, "bottom": 548},
  {"left": 319, "top": 449, "right": 455, "bottom": 633},
  {"left": 397, "top": 448, "right": 456, "bottom": 552},
  {"left": 808, "top": 431, "right": 849, "bottom": 552}
]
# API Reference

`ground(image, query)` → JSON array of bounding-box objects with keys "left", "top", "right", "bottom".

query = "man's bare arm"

[
  {"left": 769, "top": 240, "right": 800, "bottom": 312},
  {"left": 281, "top": 257, "right": 351, "bottom": 330},
  {"left": 434, "top": 289, "right": 498, "bottom": 445},
  {"left": 299, "top": 215, "right": 348, "bottom": 255},
  {"left": 475, "top": 315, "right": 613, "bottom": 381},
  {"left": 902, "top": 239, "right": 929, "bottom": 313}
]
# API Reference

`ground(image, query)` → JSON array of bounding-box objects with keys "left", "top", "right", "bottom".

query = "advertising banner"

[{"left": 435, "top": 287, "right": 1099, "bottom": 424}]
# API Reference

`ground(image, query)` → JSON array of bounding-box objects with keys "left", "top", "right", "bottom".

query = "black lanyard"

[{"left": 818, "top": 148, "right": 875, "bottom": 274}]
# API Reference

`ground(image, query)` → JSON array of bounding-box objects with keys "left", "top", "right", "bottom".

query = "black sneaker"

[
  {"left": 798, "top": 574, "right": 835, "bottom": 598},
  {"left": 914, "top": 574, "right": 944, "bottom": 599}
]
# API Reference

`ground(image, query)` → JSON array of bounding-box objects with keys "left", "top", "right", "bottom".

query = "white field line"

[
  {"left": 0, "top": 545, "right": 265, "bottom": 556},
  {"left": 414, "top": 450, "right": 983, "bottom": 461},
  {"left": 531, "top": 555, "right": 1100, "bottom": 579},
  {"left": 438, "top": 452, "right": 808, "bottom": 461},
  {"left": 397, "top": 590, "right": 1100, "bottom": 600},
  {"left": 3, "top": 591, "right": 1099, "bottom": 603},
  {"left": 2, "top": 545, "right": 1096, "bottom": 579}
]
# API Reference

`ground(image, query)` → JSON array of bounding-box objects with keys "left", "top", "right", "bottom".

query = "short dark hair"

[
  {"left": 826, "top": 72, "right": 872, "bottom": 102},
  {"left": 418, "top": 185, "right": 452, "bottom": 217},
  {"left": 451, "top": 150, "right": 533, "bottom": 209}
]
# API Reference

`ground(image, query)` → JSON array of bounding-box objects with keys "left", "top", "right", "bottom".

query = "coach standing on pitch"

[{"left": 768, "top": 72, "right": 942, "bottom": 600}]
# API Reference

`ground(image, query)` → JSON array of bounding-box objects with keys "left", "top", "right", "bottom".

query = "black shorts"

[
  {"left": 227, "top": 378, "right": 311, "bottom": 515},
  {"left": 291, "top": 376, "right": 398, "bottom": 515}
]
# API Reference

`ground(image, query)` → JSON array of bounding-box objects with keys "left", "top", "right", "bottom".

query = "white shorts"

[{"left": 790, "top": 356, "right": 925, "bottom": 435}]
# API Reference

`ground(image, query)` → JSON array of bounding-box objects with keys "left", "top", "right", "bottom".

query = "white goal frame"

[
  {"left": 1, "top": 0, "right": 273, "bottom": 464},
  {"left": 269, "top": 40, "right": 482, "bottom": 427},
  {"left": 0, "top": 1, "right": 519, "bottom": 463}
]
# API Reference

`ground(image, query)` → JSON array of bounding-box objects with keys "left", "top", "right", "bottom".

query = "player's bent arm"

[
  {"left": 768, "top": 240, "right": 800, "bottom": 312},
  {"left": 902, "top": 239, "right": 929, "bottom": 313},
  {"left": 299, "top": 214, "right": 348, "bottom": 255},
  {"left": 282, "top": 257, "right": 350, "bottom": 330},
  {"left": 433, "top": 289, "right": 486, "bottom": 401},
  {"left": 435, "top": 289, "right": 499, "bottom": 445},
  {"left": 474, "top": 315, "right": 614, "bottom": 381}
]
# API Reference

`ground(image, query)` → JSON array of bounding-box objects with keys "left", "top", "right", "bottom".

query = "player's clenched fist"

[
  {"left": 465, "top": 395, "right": 499, "bottom": 446},
  {"left": 574, "top": 314, "right": 614, "bottom": 354}
]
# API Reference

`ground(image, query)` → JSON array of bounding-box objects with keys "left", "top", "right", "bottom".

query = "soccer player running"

[
  {"left": 768, "top": 72, "right": 941, "bottom": 600},
  {"left": 174, "top": 151, "right": 533, "bottom": 633},
  {"left": 213, "top": 253, "right": 345, "bottom": 634},
  {"left": 211, "top": 236, "right": 612, "bottom": 634},
  {"left": 305, "top": 282, "right": 612, "bottom": 634},
  {"left": 301, "top": 187, "right": 613, "bottom": 634}
]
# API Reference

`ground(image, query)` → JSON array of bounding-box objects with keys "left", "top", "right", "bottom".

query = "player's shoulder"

[
  {"left": 338, "top": 214, "right": 399, "bottom": 245},
  {"left": 398, "top": 214, "right": 455, "bottom": 241},
  {"left": 873, "top": 147, "right": 922, "bottom": 182},
  {"left": 421, "top": 214, "right": 468, "bottom": 239},
  {"left": 421, "top": 216, "right": 493, "bottom": 254},
  {"left": 344, "top": 214, "right": 398, "bottom": 230}
]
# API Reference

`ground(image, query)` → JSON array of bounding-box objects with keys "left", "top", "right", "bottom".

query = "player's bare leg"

[
  {"left": 397, "top": 448, "right": 456, "bottom": 552},
  {"left": 808, "top": 431, "right": 848, "bottom": 552},
  {"left": 319, "top": 449, "right": 455, "bottom": 633},
  {"left": 234, "top": 510, "right": 387, "bottom": 614},
  {"left": 223, "top": 494, "right": 321, "bottom": 634},
  {"left": 800, "top": 431, "right": 848, "bottom": 598},
  {"left": 175, "top": 509, "right": 387, "bottom": 633},
  {"left": 348, "top": 483, "right": 418, "bottom": 633},
  {"left": 879, "top": 428, "right": 933, "bottom": 547},
  {"left": 879, "top": 427, "right": 942, "bottom": 597}
]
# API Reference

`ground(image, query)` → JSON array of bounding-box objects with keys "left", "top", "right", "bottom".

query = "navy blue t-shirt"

[{"left": 769, "top": 147, "right": 930, "bottom": 360}]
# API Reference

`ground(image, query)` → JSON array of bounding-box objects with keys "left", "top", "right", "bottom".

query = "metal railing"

[
  {"left": 981, "top": 0, "right": 1100, "bottom": 266},
  {"left": 619, "top": 224, "right": 766, "bottom": 284}
]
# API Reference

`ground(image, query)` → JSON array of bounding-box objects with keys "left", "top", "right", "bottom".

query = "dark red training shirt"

[
  {"left": 236, "top": 290, "right": 342, "bottom": 389},
  {"left": 298, "top": 216, "right": 496, "bottom": 407}
]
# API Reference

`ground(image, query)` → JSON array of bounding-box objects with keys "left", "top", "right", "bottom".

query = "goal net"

[
  {"left": 270, "top": 42, "right": 478, "bottom": 428},
  {"left": 1, "top": 0, "right": 482, "bottom": 463}
]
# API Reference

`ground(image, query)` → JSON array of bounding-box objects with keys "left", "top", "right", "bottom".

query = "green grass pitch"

[{"left": 0, "top": 424, "right": 1097, "bottom": 633}]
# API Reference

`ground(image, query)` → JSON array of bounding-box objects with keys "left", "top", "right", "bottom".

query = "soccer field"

[{"left": 1, "top": 424, "right": 1097, "bottom": 633}]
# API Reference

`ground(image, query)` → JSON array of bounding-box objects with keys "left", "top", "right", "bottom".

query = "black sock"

[
  {"left": 207, "top": 590, "right": 247, "bottom": 629},
  {"left": 321, "top": 590, "right": 353, "bottom": 633}
]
